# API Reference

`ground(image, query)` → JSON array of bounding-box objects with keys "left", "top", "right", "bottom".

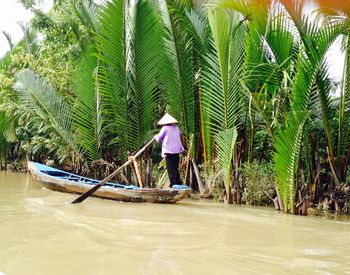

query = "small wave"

[{"left": 303, "top": 248, "right": 333, "bottom": 256}]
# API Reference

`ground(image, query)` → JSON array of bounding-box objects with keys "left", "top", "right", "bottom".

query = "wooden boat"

[{"left": 27, "top": 161, "right": 190, "bottom": 203}]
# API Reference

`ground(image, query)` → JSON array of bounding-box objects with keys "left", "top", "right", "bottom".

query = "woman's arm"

[{"left": 155, "top": 126, "right": 166, "bottom": 142}]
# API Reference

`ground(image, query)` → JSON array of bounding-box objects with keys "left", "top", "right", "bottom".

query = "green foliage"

[
  {"left": 128, "top": 0, "right": 163, "bottom": 149},
  {"left": 215, "top": 127, "right": 238, "bottom": 203},
  {"left": 13, "top": 70, "right": 82, "bottom": 162},
  {"left": 158, "top": 0, "right": 195, "bottom": 140},
  {"left": 337, "top": 34, "right": 350, "bottom": 182},
  {"left": 274, "top": 111, "right": 308, "bottom": 213},
  {"left": 92, "top": 0, "right": 165, "bottom": 161},
  {"left": 72, "top": 46, "right": 100, "bottom": 162},
  {"left": 19, "top": 0, "right": 38, "bottom": 10},
  {"left": 204, "top": 8, "right": 244, "bottom": 132},
  {"left": 94, "top": 0, "right": 128, "bottom": 158},
  {"left": 241, "top": 161, "right": 275, "bottom": 205},
  {"left": 0, "top": 113, "right": 9, "bottom": 162},
  {"left": 1, "top": 31, "right": 14, "bottom": 50},
  {"left": 200, "top": 8, "right": 245, "bottom": 170},
  {"left": 74, "top": 0, "right": 100, "bottom": 36},
  {"left": 2, "top": 0, "right": 350, "bottom": 213}
]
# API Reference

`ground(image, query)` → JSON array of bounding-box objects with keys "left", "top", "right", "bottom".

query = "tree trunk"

[
  {"left": 130, "top": 163, "right": 139, "bottom": 186},
  {"left": 117, "top": 171, "right": 129, "bottom": 185},
  {"left": 192, "top": 159, "right": 205, "bottom": 194},
  {"left": 276, "top": 187, "right": 284, "bottom": 211},
  {"left": 189, "top": 165, "right": 193, "bottom": 188},
  {"left": 327, "top": 146, "right": 340, "bottom": 187},
  {"left": 145, "top": 157, "right": 152, "bottom": 187},
  {"left": 126, "top": 165, "right": 132, "bottom": 184}
]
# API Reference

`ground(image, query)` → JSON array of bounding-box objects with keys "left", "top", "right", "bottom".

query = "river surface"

[{"left": 0, "top": 172, "right": 350, "bottom": 275}]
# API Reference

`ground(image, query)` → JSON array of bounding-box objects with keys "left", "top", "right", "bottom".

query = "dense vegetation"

[{"left": 1, "top": 0, "right": 350, "bottom": 214}]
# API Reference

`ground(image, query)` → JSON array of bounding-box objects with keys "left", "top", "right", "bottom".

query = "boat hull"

[{"left": 27, "top": 162, "right": 189, "bottom": 203}]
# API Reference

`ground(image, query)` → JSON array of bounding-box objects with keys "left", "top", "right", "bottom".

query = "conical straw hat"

[{"left": 157, "top": 113, "right": 178, "bottom": 125}]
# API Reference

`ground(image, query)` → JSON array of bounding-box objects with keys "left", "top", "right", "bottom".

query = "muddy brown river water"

[{"left": 0, "top": 171, "right": 349, "bottom": 274}]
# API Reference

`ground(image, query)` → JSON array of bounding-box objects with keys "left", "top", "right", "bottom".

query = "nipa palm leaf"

[
  {"left": 158, "top": 0, "right": 195, "bottom": 138},
  {"left": 337, "top": 34, "right": 350, "bottom": 179},
  {"left": 73, "top": 45, "right": 102, "bottom": 162},
  {"left": 13, "top": 70, "right": 82, "bottom": 160},
  {"left": 127, "top": 0, "right": 163, "bottom": 151},
  {"left": 95, "top": 0, "right": 129, "bottom": 159},
  {"left": 274, "top": 111, "right": 308, "bottom": 213},
  {"left": 215, "top": 127, "right": 238, "bottom": 203},
  {"left": 202, "top": 8, "right": 245, "bottom": 133}
]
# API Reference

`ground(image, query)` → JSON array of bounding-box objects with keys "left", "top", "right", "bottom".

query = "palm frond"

[
  {"left": 2, "top": 116, "right": 17, "bottom": 143},
  {"left": 13, "top": 70, "right": 82, "bottom": 160},
  {"left": 202, "top": 9, "right": 245, "bottom": 132},
  {"left": 200, "top": 8, "right": 245, "bottom": 167},
  {"left": 1, "top": 31, "right": 14, "bottom": 50},
  {"left": 95, "top": 0, "right": 128, "bottom": 158},
  {"left": 0, "top": 113, "right": 10, "bottom": 161},
  {"left": 158, "top": 0, "right": 195, "bottom": 139},
  {"left": 73, "top": 45, "right": 101, "bottom": 162},
  {"left": 274, "top": 111, "right": 308, "bottom": 213},
  {"left": 126, "top": 0, "right": 163, "bottom": 151},
  {"left": 337, "top": 34, "right": 350, "bottom": 180},
  {"left": 313, "top": 61, "right": 336, "bottom": 150},
  {"left": 212, "top": 0, "right": 252, "bottom": 16},
  {"left": 18, "top": 22, "right": 38, "bottom": 55},
  {"left": 288, "top": 19, "right": 345, "bottom": 184},
  {"left": 169, "top": 6, "right": 211, "bottom": 55},
  {"left": 74, "top": 0, "right": 100, "bottom": 34},
  {"left": 291, "top": 20, "right": 345, "bottom": 112},
  {"left": 215, "top": 127, "right": 238, "bottom": 203},
  {"left": 243, "top": 1, "right": 271, "bottom": 92},
  {"left": 266, "top": 4, "right": 295, "bottom": 70}
]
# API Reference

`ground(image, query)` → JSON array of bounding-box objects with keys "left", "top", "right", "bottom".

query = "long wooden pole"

[
  {"left": 133, "top": 160, "right": 143, "bottom": 188},
  {"left": 71, "top": 137, "right": 155, "bottom": 204}
]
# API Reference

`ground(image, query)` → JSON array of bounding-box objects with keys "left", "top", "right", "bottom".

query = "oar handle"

[{"left": 71, "top": 137, "right": 155, "bottom": 204}]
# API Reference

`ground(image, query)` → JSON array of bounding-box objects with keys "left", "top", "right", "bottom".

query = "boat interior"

[{"left": 40, "top": 170, "right": 128, "bottom": 189}]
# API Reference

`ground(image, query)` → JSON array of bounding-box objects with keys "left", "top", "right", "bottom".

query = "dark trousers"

[{"left": 165, "top": 153, "right": 181, "bottom": 187}]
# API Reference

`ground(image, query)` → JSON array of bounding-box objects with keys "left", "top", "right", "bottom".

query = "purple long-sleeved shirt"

[{"left": 155, "top": 125, "right": 184, "bottom": 157}]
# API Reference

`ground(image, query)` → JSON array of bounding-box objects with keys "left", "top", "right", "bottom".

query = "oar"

[{"left": 71, "top": 137, "right": 155, "bottom": 204}]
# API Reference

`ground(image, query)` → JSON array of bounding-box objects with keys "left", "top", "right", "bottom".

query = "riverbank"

[{"left": 3, "top": 164, "right": 350, "bottom": 216}]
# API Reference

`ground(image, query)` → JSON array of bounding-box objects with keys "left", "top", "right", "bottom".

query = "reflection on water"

[{"left": 0, "top": 171, "right": 350, "bottom": 275}]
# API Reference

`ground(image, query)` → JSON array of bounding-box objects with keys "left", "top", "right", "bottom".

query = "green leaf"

[
  {"left": 158, "top": 0, "right": 195, "bottom": 138},
  {"left": 202, "top": 9, "right": 245, "bottom": 132},
  {"left": 13, "top": 70, "right": 82, "bottom": 161},
  {"left": 73, "top": 45, "right": 101, "bottom": 162},
  {"left": 215, "top": 127, "right": 238, "bottom": 203},
  {"left": 274, "top": 111, "right": 308, "bottom": 213},
  {"left": 95, "top": 0, "right": 128, "bottom": 158},
  {"left": 127, "top": 0, "right": 163, "bottom": 151}
]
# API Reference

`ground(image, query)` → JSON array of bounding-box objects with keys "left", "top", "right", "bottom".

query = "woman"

[{"left": 155, "top": 113, "right": 184, "bottom": 187}]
